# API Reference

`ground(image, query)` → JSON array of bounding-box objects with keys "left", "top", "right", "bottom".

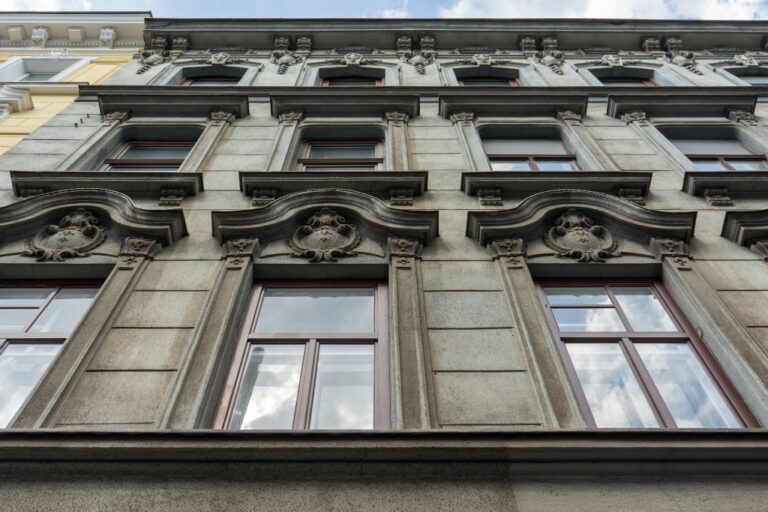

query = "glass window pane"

[
  {"left": 121, "top": 145, "right": 192, "bottom": 160},
  {"left": 483, "top": 139, "right": 568, "bottom": 156},
  {"left": 0, "top": 344, "right": 61, "bottom": 427},
  {"left": 229, "top": 344, "right": 304, "bottom": 430},
  {"left": 567, "top": 343, "right": 659, "bottom": 428},
  {"left": 726, "top": 159, "right": 768, "bottom": 171},
  {"left": 326, "top": 77, "right": 378, "bottom": 86},
  {"left": 310, "top": 344, "right": 374, "bottom": 430},
  {"left": 254, "top": 288, "right": 375, "bottom": 334},
  {"left": 0, "top": 288, "right": 53, "bottom": 306},
  {"left": 108, "top": 166, "right": 181, "bottom": 172},
  {"left": 0, "top": 310, "right": 37, "bottom": 332},
  {"left": 545, "top": 287, "right": 612, "bottom": 306},
  {"left": 461, "top": 78, "right": 514, "bottom": 87},
  {"left": 741, "top": 75, "right": 768, "bottom": 85},
  {"left": 308, "top": 145, "right": 376, "bottom": 159},
  {"left": 29, "top": 288, "right": 97, "bottom": 334},
  {"left": 613, "top": 287, "right": 677, "bottom": 332},
  {"left": 19, "top": 73, "right": 57, "bottom": 82},
  {"left": 535, "top": 159, "right": 577, "bottom": 171},
  {"left": 670, "top": 139, "right": 753, "bottom": 156},
  {"left": 693, "top": 160, "right": 728, "bottom": 172},
  {"left": 490, "top": 160, "right": 532, "bottom": 171},
  {"left": 600, "top": 77, "right": 650, "bottom": 87},
  {"left": 636, "top": 344, "right": 741, "bottom": 428},
  {"left": 552, "top": 308, "right": 624, "bottom": 332}
]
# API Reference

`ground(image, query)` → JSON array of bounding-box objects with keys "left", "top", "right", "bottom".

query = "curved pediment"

[
  {"left": 212, "top": 189, "right": 439, "bottom": 262},
  {"left": 0, "top": 189, "right": 187, "bottom": 261},
  {"left": 467, "top": 189, "right": 696, "bottom": 261}
]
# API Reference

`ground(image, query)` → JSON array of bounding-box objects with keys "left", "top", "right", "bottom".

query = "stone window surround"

[
  {"left": 0, "top": 56, "right": 92, "bottom": 83},
  {"left": 624, "top": 115, "right": 768, "bottom": 174},
  {"left": 466, "top": 189, "right": 768, "bottom": 428},
  {"left": 149, "top": 63, "right": 262, "bottom": 87},
  {"left": 440, "top": 60, "right": 545, "bottom": 87},
  {"left": 456, "top": 116, "right": 616, "bottom": 172},
  {"left": 301, "top": 61, "right": 399, "bottom": 86},
  {"left": 575, "top": 60, "right": 694, "bottom": 87},
  {"left": 267, "top": 116, "right": 410, "bottom": 171}
]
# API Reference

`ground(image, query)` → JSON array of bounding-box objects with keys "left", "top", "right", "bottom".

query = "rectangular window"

[
  {"left": 668, "top": 137, "right": 768, "bottom": 172},
  {"left": 482, "top": 138, "right": 578, "bottom": 171},
  {"left": 100, "top": 140, "right": 195, "bottom": 172},
  {"left": 538, "top": 281, "right": 755, "bottom": 429},
  {"left": 0, "top": 285, "right": 98, "bottom": 427},
  {"left": 599, "top": 76, "right": 658, "bottom": 87},
  {"left": 297, "top": 141, "right": 384, "bottom": 171},
  {"left": 459, "top": 77, "right": 521, "bottom": 87},
  {"left": 181, "top": 76, "right": 241, "bottom": 86},
  {"left": 320, "top": 76, "right": 384, "bottom": 87},
  {"left": 217, "top": 283, "right": 388, "bottom": 430}
]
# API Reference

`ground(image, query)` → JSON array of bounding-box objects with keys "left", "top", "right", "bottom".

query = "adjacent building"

[{"left": 0, "top": 15, "right": 766, "bottom": 511}]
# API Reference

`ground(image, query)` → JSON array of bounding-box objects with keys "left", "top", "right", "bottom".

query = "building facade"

[{"left": 0, "top": 16, "right": 766, "bottom": 510}]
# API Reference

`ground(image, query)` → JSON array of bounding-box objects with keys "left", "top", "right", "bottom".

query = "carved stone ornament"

[
  {"left": 557, "top": 110, "right": 583, "bottom": 126},
  {"left": 271, "top": 51, "right": 303, "bottom": 74},
  {"left": 544, "top": 209, "right": 620, "bottom": 263},
  {"left": 621, "top": 111, "right": 650, "bottom": 126},
  {"left": 252, "top": 189, "right": 277, "bottom": 207},
  {"left": 402, "top": 50, "right": 436, "bottom": 74},
  {"left": 390, "top": 188, "right": 414, "bottom": 206},
  {"left": 616, "top": 188, "right": 646, "bottom": 205},
  {"left": 541, "top": 37, "right": 558, "bottom": 51},
  {"left": 209, "top": 52, "right": 231, "bottom": 65},
  {"left": 118, "top": 237, "right": 156, "bottom": 269},
  {"left": 225, "top": 237, "right": 259, "bottom": 268},
  {"left": 478, "top": 188, "right": 503, "bottom": 206},
  {"left": 665, "top": 51, "right": 703, "bottom": 75},
  {"left": 663, "top": 37, "right": 683, "bottom": 52},
  {"left": 99, "top": 27, "right": 116, "bottom": 49},
  {"left": 387, "top": 237, "right": 421, "bottom": 266},
  {"left": 650, "top": 237, "right": 692, "bottom": 270},
  {"left": 279, "top": 111, "right": 304, "bottom": 124},
  {"left": 288, "top": 208, "right": 361, "bottom": 263},
  {"left": 729, "top": 53, "right": 767, "bottom": 67},
  {"left": 385, "top": 111, "right": 409, "bottom": 126},
  {"left": 274, "top": 36, "right": 290, "bottom": 52},
  {"left": 102, "top": 110, "right": 130, "bottom": 126},
  {"left": 296, "top": 36, "right": 312, "bottom": 54},
  {"left": 137, "top": 38, "right": 171, "bottom": 74},
  {"left": 535, "top": 50, "right": 565, "bottom": 75},
  {"left": 22, "top": 208, "right": 107, "bottom": 262},
  {"left": 450, "top": 111, "right": 474, "bottom": 126},
  {"left": 396, "top": 35, "right": 413, "bottom": 54},
  {"left": 729, "top": 109, "right": 759, "bottom": 126},
  {"left": 642, "top": 37, "right": 662, "bottom": 53},
  {"left": 489, "top": 238, "right": 525, "bottom": 268},
  {"left": 704, "top": 188, "right": 733, "bottom": 207},
  {"left": 601, "top": 54, "right": 623, "bottom": 66},
  {"left": 209, "top": 111, "right": 235, "bottom": 126},
  {"left": 519, "top": 36, "right": 537, "bottom": 53},
  {"left": 31, "top": 27, "right": 49, "bottom": 47}
]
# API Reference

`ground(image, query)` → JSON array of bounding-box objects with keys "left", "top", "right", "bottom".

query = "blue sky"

[{"left": 2, "top": 0, "right": 768, "bottom": 19}]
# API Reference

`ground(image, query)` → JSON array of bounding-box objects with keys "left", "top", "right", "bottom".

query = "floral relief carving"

[
  {"left": 23, "top": 208, "right": 107, "bottom": 262},
  {"left": 728, "top": 110, "right": 759, "bottom": 126},
  {"left": 288, "top": 208, "right": 361, "bottom": 263},
  {"left": 544, "top": 209, "right": 620, "bottom": 263},
  {"left": 621, "top": 111, "right": 650, "bottom": 126},
  {"left": 728, "top": 53, "right": 768, "bottom": 67}
]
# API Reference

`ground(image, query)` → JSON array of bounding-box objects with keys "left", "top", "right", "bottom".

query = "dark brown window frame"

[
  {"left": 319, "top": 76, "right": 385, "bottom": 87},
  {"left": 100, "top": 140, "right": 196, "bottom": 172},
  {"left": 458, "top": 76, "right": 522, "bottom": 87},
  {"left": 687, "top": 154, "right": 768, "bottom": 171},
  {"left": 214, "top": 281, "right": 390, "bottom": 430},
  {"left": 536, "top": 279, "right": 758, "bottom": 429},
  {"left": 180, "top": 75, "right": 242, "bottom": 86},
  {"left": 296, "top": 140, "right": 385, "bottom": 171}
]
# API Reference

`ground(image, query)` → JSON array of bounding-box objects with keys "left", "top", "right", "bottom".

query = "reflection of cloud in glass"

[
  {"left": 553, "top": 308, "right": 624, "bottom": 332},
  {"left": 28, "top": 288, "right": 98, "bottom": 334},
  {"left": 567, "top": 343, "right": 658, "bottom": 428},
  {"left": 613, "top": 288, "right": 677, "bottom": 332},
  {"left": 545, "top": 288, "right": 611, "bottom": 306},
  {"left": 636, "top": 344, "right": 740, "bottom": 428},
  {"left": 0, "top": 344, "right": 60, "bottom": 427}
]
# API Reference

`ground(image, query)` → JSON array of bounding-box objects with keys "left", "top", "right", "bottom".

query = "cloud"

[
  {"left": 378, "top": 0, "right": 409, "bottom": 18},
  {"left": 0, "top": 0, "right": 94, "bottom": 9},
  {"left": 438, "top": 0, "right": 768, "bottom": 19}
]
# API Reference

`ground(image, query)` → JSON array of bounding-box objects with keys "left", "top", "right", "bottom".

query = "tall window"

[
  {"left": 482, "top": 137, "right": 578, "bottom": 171},
  {"left": 216, "top": 283, "right": 388, "bottom": 430},
  {"left": 296, "top": 140, "right": 384, "bottom": 171},
  {"left": 100, "top": 140, "right": 196, "bottom": 172},
  {"left": 0, "top": 285, "right": 98, "bottom": 427},
  {"left": 667, "top": 137, "right": 768, "bottom": 171},
  {"left": 537, "top": 282, "right": 754, "bottom": 429}
]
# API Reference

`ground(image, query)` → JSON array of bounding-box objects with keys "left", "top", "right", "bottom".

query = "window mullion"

[
  {"left": 620, "top": 338, "right": 677, "bottom": 428},
  {"left": 294, "top": 338, "right": 318, "bottom": 430}
]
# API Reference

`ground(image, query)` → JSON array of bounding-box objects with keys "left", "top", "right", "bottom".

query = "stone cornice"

[
  {"left": 462, "top": 171, "right": 651, "bottom": 199},
  {"left": 270, "top": 91, "right": 420, "bottom": 118},
  {"left": 439, "top": 90, "right": 589, "bottom": 119},
  {"left": 722, "top": 209, "right": 768, "bottom": 248},
  {"left": 607, "top": 88, "right": 758, "bottom": 118}
]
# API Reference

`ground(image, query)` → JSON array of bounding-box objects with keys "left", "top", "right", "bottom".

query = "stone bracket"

[
  {"left": 390, "top": 188, "right": 414, "bottom": 206},
  {"left": 477, "top": 188, "right": 503, "bottom": 206},
  {"left": 251, "top": 189, "right": 277, "bottom": 207},
  {"left": 650, "top": 237, "right": 692, "bottom": 271},
  {"left": 223, "top": 237, "right": 260, "bottom": 269},
  {"left": 488, "top": 238, "right": 526, "bottom": 269},
  {"left": 159, "top": 188, "right": 186, "bottom": 207},
  {"left": 616, "top": 187, "right": 646, "bottom": 205},
  {"left": 704, "top": 188, "right": 733, "bottom": 207}
]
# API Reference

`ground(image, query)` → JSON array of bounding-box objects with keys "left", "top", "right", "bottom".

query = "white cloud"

[
  {"left": 438, "top": 0, "right": 768, "bottom": 19},
  {"left": 0, "top": 0, "right": 93, "bottom": 9},
  {"left": 378, "top": 0, "right": 409, "bottom": 18}
]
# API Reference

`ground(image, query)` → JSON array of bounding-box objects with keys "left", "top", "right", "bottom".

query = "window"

[
  {"left": 0, "top": 285, "right": 98, "bottom": 427},
  {"left": 181, "top": 75, "right": 241, "bottom": 86},
  {"left": 216, "top": 283, "right": 388, "bottom": 430},
  {"left": 453, "top": 66, "right": 521, "bottom": 87},
  {"left": 296, "top": 141, "right": 384, "bottom": 171},
  {"left": 538, "top": 282, "right": 754, "bottom": 429},
  {"left": 100, "top": 140, "right": 196, "bottom": 172},
  {"left": 0, "top": 57, "right": 84, "bottom": 83},
  {"left": 599, "top": 76, "right": 658, "bottom": 87},
  {"left": 320, "top": 76, "right": 384, "bottom": 87},
  {"left": 482, "top": 138, "right": 578, "bottom": 171},
  {"left": 588, "top": 67, "right": 659, "bottom": 87},
  {"left": 724, "top": 67, "right": 768, "bottom": 86},
  {"left": 459, "top": 76, "right": 520, "bottom": 87},
  {"left": 661, "top": 128, "right": 768, "bottom": 171}
]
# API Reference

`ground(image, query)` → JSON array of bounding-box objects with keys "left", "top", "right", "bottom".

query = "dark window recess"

[
  {"left": 181, "top": 75, "right": 241, "bottom": 86},
  {"left": 668, "top": 138, "right": 768, "bottom": 172},
  {"left": 0, "top": 285, "right": 99, "bottom": 427},
  {"left": 297, "top": 140, "right": 384, "bottom": 171},
  {"left": 101, "top": 140, "right": 195, "bottom": 172},
  {"left": 537, "top": 281, "right": 757, "bottom": 429},
  {"left": 215, "top": 283, "right": 389, "bottom": 430},
  {"left": 599, "top": 76, "right": 658, "bottom": 87},
  {"left": 459, "top": 76, "right": 521, "bottom": 87},
  {"left": 320, "top": 76, "right": 384, "bottom": 87},
  {"left": 482, "top": 138, "right": 578, "bottom": 171}
]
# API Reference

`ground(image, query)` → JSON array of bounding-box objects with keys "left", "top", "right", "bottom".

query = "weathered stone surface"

[
  {"left": 114, "top": 291, "right": 208, "bottom": 328},
  {"left": 421, "top": 261, "right": 501, "bottom": 290},
  {"left": 429, "top": 328, "right": 525, "bottom": 371},
  {"left": 136, "top": 261, "right": 219, "bottom": 291},
  {"left": 425, "top": 291, "right": 513, "bottom": 328},
  {"left": 720, "top": 291, "right": 768, "bottom": 327},
  {"left": 89, "top": 328, "right": 192, "bottom": 370}
]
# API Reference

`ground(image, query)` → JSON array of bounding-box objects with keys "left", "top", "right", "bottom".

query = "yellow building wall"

[{"left": 0, "top": 54, "right": 134, "bottom": 156}]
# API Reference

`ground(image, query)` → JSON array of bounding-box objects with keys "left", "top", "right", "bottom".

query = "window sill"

[{"left": 683, "top": 170, "right": 768, "bottom": 201}]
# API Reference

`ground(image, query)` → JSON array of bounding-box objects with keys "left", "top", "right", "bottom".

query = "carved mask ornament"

[
  {"left": 23, "top": 208, "right": 107, "bottom": 262},
  {"left": 288, "top": 208, "right": 361, "bottom": 263},
  {"left": 544, "top": 209, "right": 620, "bottom": 263}
]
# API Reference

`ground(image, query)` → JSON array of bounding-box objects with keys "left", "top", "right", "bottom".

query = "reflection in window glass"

[
  {"left": 29, "top": 288, "right": 98, "bottom": 334},
  {"left": 693, "top": 160, "right": 728, "bottom": 172},
  {"left": 310, "top": 344, "right": 374, "bottom": 430},
  {"left": 0, "top": 344, "right": 61, "bottom": 427},
  {"left": 230, "top": 344, "right": 304, "bottom": 430},
  {"left": 545, "top": 287, "right": 612, "bottom": 306},
  {"left": 490, "top": 160, "right": 532, "bottom": 171},
  {"left": 536, "top": 160, "right": 577, "bottom": 171},
  {"left": 613, "top": 287, "right": 677, "bottom": 332},
  {"left": 636, "top": 344, "right": 741, "bottom": 428},
  {"left": 0, "top": 310, "right": 37, "bottom": 332},
  {"left": 552, "top": 308, "right": 624, "bottom": 332},
  {"left": 254, "top": 288, "right": 375, "bottom": 334},
  {"left": 0, "top": 288, "right": 52, "bottom": 306},
  {"left": 567, "top": 343, "right": 659, "bottom": 428},
  {"left": 727, "top": 160, "right": 768, "bottom": 171},
  {"left": 308, "top": 145, "right": 376, "bottom": 159}
]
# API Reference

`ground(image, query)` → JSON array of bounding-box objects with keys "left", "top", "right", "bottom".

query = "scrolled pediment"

[
  {"left": 211, "top": 189, "right": 439, "bottom": 260},
  {"left": 467, "top": 189, "right": 696, "bottom": 262}
]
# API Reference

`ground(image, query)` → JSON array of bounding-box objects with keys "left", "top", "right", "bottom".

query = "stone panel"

[
  {"left": 698, "top": 261, "right": 768, "bottom": 291},
  {"left": 719, "top": 291, "right": 768, "bottom": 326},
  {"left": 411, "top": 153, "right": 468, "bottom": 170},
  {"left": 114, "top": 291, "right": 207, "bottom": 328},
  {"left": 421, "top": 261, "right": 501, "bottom": 291},
  {"left": 429, "top": 329, "right": 524, "bottom": 371},
  {"left": 433, "top": 371, "right": 542, "bottom": 425},
  {"left": 55, "top": 371, "right": 175, "bottom": 425},
  {"left": 136, "top": 261, "right": 219, "bottom": 291},
  {"left": 89, "top": 328, "right": 192, "bottom": 370},
  {"left": 425, "top": 291, "right": 513, "bottom": 328}
]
